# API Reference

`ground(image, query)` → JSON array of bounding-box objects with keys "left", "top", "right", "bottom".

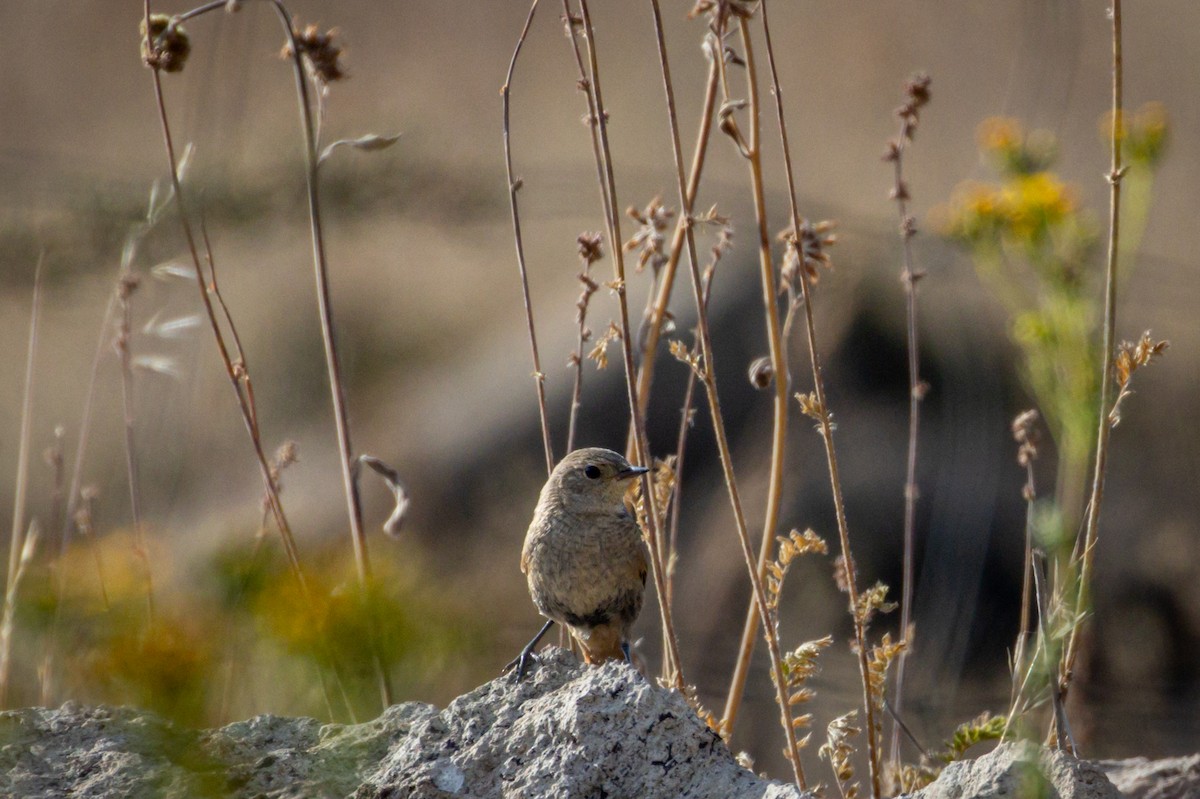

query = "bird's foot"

[
  {"left": 502, "top": 649, "right": 539, "bottom": 681},
  {"left": 504, "top": 618, "right": 555, "bottom": 682}
]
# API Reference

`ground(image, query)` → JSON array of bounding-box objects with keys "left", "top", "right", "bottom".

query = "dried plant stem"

[
  {"left": 0, "top": 524, "right": 37, "bottom": 710},
  {"left": 146, "top": 15, "right": 304, "bottom": 599},
  {"left": 144, "top": 3, "right": 354, "bottom": 717},
  {"left": 566, "top": 242, "right": 598, "bottom": 454},
  {"left": 887, "top": 85, "right": 927, "bottom": 769},
  {"left": 646, "top": 3, "right": 804, "bottom": 786},
  {"left": 720, "top": 16, "right": 792, "bottom": 743},
  {"left": 273, "top": 1, "right": 394, "bottom": 707},
  {"left": 757, "top": 4, "right": 878, "bottom": 795},
  {"left": 42, "top": 290, "right": 118, "bottom": 703},
  {"left": 502, "top": 0, "right": 555, "bottom": 477},
  {"left": 574, "top": 0, "right": 686, "bottom": 688},
  {"left": 1, "top": 258, "right": 44, "bottom": 706},
  {"left": 1060, "top": 0, "right": 1124, "bottom": 720},
  {"left": 1006, "top": 447, "right": 1038, "bottom": 733},
  {"left": 115, "top": 272, "right": 156, "bottom": 624},
  {"left": 631, "top": 58, "right": 720, "bottom": 422},
  {"left": 566, "top": 317, "right": 587, "bottom": 455},
  {"left": 1035, "top": 551, "right": 1075, "bottom": 754},
  {"left": 666, "top": 341, "right": 700, "bottom": 607},
  {"left": 201, "top": 217, "right": 262, "bottom": 433}
]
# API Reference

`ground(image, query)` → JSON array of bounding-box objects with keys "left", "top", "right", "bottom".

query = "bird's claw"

[{"left": 503, "top": 650, "right": 538, "bottom": 681}]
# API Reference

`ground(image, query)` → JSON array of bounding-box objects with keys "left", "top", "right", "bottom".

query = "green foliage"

[
  {"left": 937, "top": 108, "right": 1168, "bottom": 526},
  {"left": 15, "top": 531, "right": 487, "bottom": 727},
  {"left": 941, "top": 712, "right": 1007, "bottom": 763},
  {"left": 939, "top": 117, "right": 1100, "bottom": 480}
]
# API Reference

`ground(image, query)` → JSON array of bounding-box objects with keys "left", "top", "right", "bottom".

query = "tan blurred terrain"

[{"left": 2, "top": 0, "right": 1199, "bottom": 777}]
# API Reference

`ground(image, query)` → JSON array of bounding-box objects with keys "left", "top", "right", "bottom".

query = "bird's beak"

[{"left": 616, "top": 465, "right": 650, "bottom": 481}]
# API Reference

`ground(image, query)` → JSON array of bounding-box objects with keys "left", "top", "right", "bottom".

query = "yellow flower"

[
  {"left": 937, "top": 181, "right": 1006, "bottom": 243},
  {"left": 977, "top": 117, "right": 1023, "bottom": 155},
  {"left": 1000, "top": 172, "right": 1076, "bottom": 240}
]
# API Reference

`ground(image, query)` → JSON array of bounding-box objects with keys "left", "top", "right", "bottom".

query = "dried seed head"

[
  {"left": 577, "top": 232, "right": 604, "bottom": 265},
  {"left": 904, "top": 73, "right": 931, "bottom": 109},
  {"left": 747, "top": 355, "right": 774, "bottom": 390},
  {"left": 779, "top": 219, "right": 837, "bottom": 291},
  {"left": 624, "top": 198, "right": 674, "bottom": 274},
  {"left": 283, "top": 21, "right": 346, "bottom": 84},
  {"left": 1011, "top": 409, "right": 1040, "bottom": 471},
  {"left": 141, "top": 14, "right": 191, "bottom": 74}
]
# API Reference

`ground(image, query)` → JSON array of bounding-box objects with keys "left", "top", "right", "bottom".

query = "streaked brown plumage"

[{"left": 514, "top": 448, "right": 648, "bottom": 675}]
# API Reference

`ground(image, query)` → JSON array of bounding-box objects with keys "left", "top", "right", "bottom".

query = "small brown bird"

[{"left": 509, "top": 447, "right": 649, "bottom": 679}]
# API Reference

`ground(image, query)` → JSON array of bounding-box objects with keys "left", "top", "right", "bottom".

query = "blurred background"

[{"left": 1, "top": 0, "right": 1198, "bottom": 781}]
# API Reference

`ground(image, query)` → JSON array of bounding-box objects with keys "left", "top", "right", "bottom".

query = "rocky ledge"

[
  {"left": 0, "top": 648, "right": 799, "bottom": 798},
  {"left": 0, "top": 647, "right": 1193, "bottom": 798}
]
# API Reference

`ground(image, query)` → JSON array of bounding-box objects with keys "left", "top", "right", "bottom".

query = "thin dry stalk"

[
  {"left": 631, "top": 57, "right": 720, "bottom": 424},
  {"left": 1060, "top": 0, "right": 1124, "bottom": 711},
  {"left": 757, "top": 3, "right": 879, "bottom": 794},
  {"left": 1034, "top": 550, "right": 1075, "bottom": 754},
  {"left": 720, "top": 14, "right": 791, "bottom": 743},
  {"left": 574, "top": 0, "right": 686, "bottom": 688},
  {"left": 143, "top": 1, "right": 351, "bottom": 717},
  {"left": 57, "top": 295, "right": 118, "bottom": 569},
  {"left": 200, "top": 216, "right": 262, "bottom": 432},
  {"left": 0, "top": 524, "right": 38, "bottom": 708},
  {"left": 884, "top": 72, "right": 931, "bottom": 768},
  {"left": 567, "top": 233, "right": 602, "bottom": 453},
  {"left": 502, "top": 0, "right": 555, "bottom": 477},
  {"left": 43, "top": 428, "right": 66, "bottom": 565},
  {"left": 276, "top": 3, "right": 395, "bottom": 707},
  {"left": 665, "top": 265, "right": 716, "bottom": 610},
  {"left": 646, "top": 2, "right": 805, "bottom": 786},
  {"left": 114, "top": 270, "right": 155, "bottom": 624},
  {"left": 1, "top": 258, "right": 44, "bottom": 706},
  {"left": 1006, "top": 410, "right": 1040, "bottom": 730},
  {"left": 145, "top": 15, "right": 304, "bottom": 590}
]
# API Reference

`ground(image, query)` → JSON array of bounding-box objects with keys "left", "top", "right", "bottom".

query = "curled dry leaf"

[
  {"left": 356, "top": 455, "right": 409, "bottom": 538},
  {"left": 318, "top": 133, "right": 402, "bottom": 166}
]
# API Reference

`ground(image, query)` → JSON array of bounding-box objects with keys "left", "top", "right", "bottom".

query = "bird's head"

[{"left": 546, "top": 447, "right": 649, "bottom": 514}]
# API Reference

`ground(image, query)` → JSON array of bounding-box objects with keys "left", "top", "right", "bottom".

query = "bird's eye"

[{"left": 584, "top": 464, "right": 602, "bottom": 479}]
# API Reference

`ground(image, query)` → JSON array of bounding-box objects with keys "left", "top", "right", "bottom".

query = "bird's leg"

[
  {"left": 621, "top": 641, "right": 631, "bottom": 664},
  {"left": 504, "top": 619, "right": 555, "bottom": 680}
]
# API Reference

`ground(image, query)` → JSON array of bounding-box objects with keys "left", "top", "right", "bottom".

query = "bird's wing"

[{"left": 520, "top": 514, "right": 541, "bottom": 575}]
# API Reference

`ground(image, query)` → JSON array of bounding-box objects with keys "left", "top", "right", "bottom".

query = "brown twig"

[
  {"left": 114, "top": 266, "right": 155, "bottom": 625},
  {"left": 1060, "top": 0, "right": 1124, "bottom": 726},
  {"left": 665, "top": 332, "right": 700, "bottom": 608},
  {"left": 574, "top": 0, "right": 686, "bottom": 688},
  {"left": 143, "top": 0, "right": 352, "bottom": 717},
  {"left": 884, "top": 72, "right": 931, "bottom": 769},
  {"left": 719, "top": 13, "right": 791, "bottom": 744},
  {"left": 272, "top": 2, "right": 394, "bottom": 708},
  {"left": 630, "top": 56, "right": 721, "bottom": 429},
  {"left": 502, "top": 0, "right": 555, "bottom": 477},
  {"left": 1005, "top": 410, "right": 1040, "bottom": 736},
  {"left": 756, "top": 2, "right": 878, "bottom": 794},
  {"left": 567, "top": 233, "right": 602, "bottom": 454},
  {"left": 647, "top": 2, "right": 805, "bottom": 786}
]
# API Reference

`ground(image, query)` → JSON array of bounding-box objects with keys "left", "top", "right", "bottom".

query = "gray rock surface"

[
  {"left": 5, "top": 650, "right": 1197, "bottom": 799},
  {"left": 0, "top": 647, "right": 806, "bottom": 799},
  {"left": 1100, "top": 753, "right": 1200, "bottom": 799},
  {"left": 902, "top": 742, "right": 1121, "bottom": 799}
]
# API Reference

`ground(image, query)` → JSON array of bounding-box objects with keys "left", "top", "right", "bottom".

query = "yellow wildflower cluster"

[
  {"left": 940, "top": 171, "right": 1076, "bottom": 246},
  {"left": 1103, "top": 101, "right": 1169, "bottom": 166},
  {"left": 937, "top": 118, "right": 1082, "bottom": 247}
]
